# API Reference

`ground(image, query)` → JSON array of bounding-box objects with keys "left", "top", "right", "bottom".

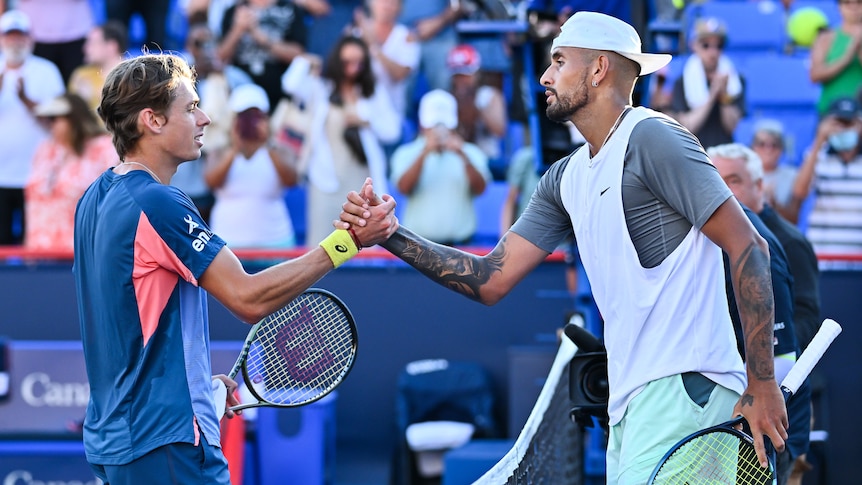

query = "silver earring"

[{"left": 592, "top": 81, "right": 598, "bottom": 87}]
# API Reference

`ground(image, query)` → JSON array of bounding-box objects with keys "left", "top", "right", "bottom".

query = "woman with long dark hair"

[{"left": 280, "top": 35, "right": 400, "bottom": 246}]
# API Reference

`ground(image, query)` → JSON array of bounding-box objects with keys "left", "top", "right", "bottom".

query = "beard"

[
  {"left": 1, "top": 44, "right": 32, "bottom": 65},
  {"left": 545, "top": 73, "right": 589, "bottom": 123}
]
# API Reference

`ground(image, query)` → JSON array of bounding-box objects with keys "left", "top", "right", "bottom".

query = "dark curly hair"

[{"left": 97, "top": 53, "right": 196, "bottom": 160}]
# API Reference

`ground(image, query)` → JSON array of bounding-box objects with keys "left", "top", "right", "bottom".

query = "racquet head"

[
  {"left": 648, "top": 417, "right": 775, "bottom": 484},
  {"left": 648, "top": 319, "right": 842, "bottom": 484},
  {"left": 228, "top": 288, "right": 358, "bottom": 410}
]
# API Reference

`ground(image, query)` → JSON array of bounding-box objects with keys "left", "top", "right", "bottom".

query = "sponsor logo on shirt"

[{"left": 185, "top": 214, "right": 213, "bottom": 252}]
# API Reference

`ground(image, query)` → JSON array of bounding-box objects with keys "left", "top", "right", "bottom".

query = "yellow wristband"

[{"left": 319, "top": 229, "right": 359, "bottom": 268}]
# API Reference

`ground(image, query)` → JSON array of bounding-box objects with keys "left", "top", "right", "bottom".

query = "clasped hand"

[{"left": 334, "top": 177, "right": 399, "bottom": 247}]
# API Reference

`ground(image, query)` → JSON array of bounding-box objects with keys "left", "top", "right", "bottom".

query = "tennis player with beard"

[{"left": 337, "top": 11, "right": 788, "bottom": 484}]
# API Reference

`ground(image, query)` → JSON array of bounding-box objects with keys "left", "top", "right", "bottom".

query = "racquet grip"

[{"left": 780, "top": 318, "right": 841, "bottom": 395}]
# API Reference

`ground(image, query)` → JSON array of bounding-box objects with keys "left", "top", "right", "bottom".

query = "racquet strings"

[
  {"left": 652, "top": 429, "right": 773, "bottom": 484},
  {"left": 243, "top": 292, "right": 355, "bottom": 406}
]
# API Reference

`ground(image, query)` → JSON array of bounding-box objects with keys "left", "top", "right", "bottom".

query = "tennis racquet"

[
  {"left": 220, "top": 288, "right": 358, "bottom": 415},
  {"left": 647, "top": 318, "right": 842, "bottom": 485}
]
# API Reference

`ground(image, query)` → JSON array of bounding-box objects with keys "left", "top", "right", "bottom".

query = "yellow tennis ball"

[
  {"left": 787, "top": 7, "right": 829, "bottom": 47},
  {"left": 672, "top": 0, "right": 685, "bottom": 10}
]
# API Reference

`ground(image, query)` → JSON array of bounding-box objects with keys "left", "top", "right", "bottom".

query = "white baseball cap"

[
  {"left": 228, "top": 83, "right": 270, "bottom": 113},
  {"left": 551, "top": 11, "right": 671, "bottom": 76},
  {"left": 0, "top": 10, "right": 31, "bottom": 35},
  {"left": 418, "top": 89, "right": 457, "bottom": 130}
]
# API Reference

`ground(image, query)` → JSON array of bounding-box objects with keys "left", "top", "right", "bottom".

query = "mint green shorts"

[{"left": 605, "top": 373, "right": 741, "bottom": 485}]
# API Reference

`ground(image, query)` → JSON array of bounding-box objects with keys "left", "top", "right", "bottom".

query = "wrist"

[
  {"left": 347, "top": 227, "right": 363, "bottom": 249},
  {"left": 319, "top": 229, "right": 360, "bottom": 268}
]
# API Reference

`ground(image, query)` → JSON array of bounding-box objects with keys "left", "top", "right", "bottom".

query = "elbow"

[
  {"left": 472, "top": 180, "right": 487, "bottom": 195},
  {"left": 791, "top": 183, "right": 809, "bottom": 204},
  {"left": 396, "top": 178, "right": 412, "bottom": 195},
  {"left": 478, "top": 283, "right": 508, "bottom": 306},
  {"left": 754, "top": 231, "right": 769, "bottom": 255},
  {"left": 480, "top": 290, "right": 504, "bottom": 306},
  {"left": 222, "top": 287, "right": 273, "bottom": 324},
  {"left": 230, "top": 302, "right": 270, "bottom": 325}
]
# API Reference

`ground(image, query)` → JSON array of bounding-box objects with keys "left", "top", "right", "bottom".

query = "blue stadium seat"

[
  {"left": 166, "top": 0, "right": 189, "bottom": 51},
  {"left": 252, "top": 392, "right": 337, "bottom": 485},
  {"left": 684, "top": 1, "right": 787, "bottom": 53},
  {"left": 778, "top": 110, "right": 820, "bottom": 163},
  {"left": 89, "top": 0, "right": 106, "bottom": 25},
  {"left": 741, "top": 53, "right": 820, "bottom": 112},
  {"left": 392, "top": 359, "right": 500, "bottom": 485},
  {"left": 284, "top": 185, "right": 307, "bottom": 246},
  {"left": 503, "top": 121, "right": 525, "bottom": 163},
  {"left": 128, "top": 13, "right": 147, "bottom": 51},
  {"left": 471, "top": 181, "right": 509, "bottom": 246}
]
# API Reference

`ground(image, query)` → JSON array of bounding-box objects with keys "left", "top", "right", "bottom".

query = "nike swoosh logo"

[{"left": 600, "top": 187, "right": 610, "bottom": 196}]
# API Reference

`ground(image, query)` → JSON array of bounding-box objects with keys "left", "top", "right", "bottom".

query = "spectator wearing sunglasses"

[
  {"left": 669, "top": 17, "right": 745, "bottom": 150},
  {"left": 25, "top": 94, "right": 116, "bottom": 252},
  {"left": 750, "top": 119, "right": 802, "bottom": 224}
]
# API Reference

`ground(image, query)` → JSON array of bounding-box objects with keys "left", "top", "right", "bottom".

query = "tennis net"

[{"left": 473, "top": 338, "right": 583, "bottom": 484}]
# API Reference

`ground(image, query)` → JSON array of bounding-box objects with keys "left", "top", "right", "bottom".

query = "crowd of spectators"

[{"left": 0, "top": 0, "right": 859, "bottom": 267}]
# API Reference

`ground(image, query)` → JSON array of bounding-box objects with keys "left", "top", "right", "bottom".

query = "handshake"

[{"left": 333, "top": 177, "right": 400, "bottom": 249}]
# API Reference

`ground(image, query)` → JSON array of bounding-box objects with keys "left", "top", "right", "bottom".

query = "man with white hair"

[
  {"left": 339, "top": 11, "right": 788, "bottom": 483},
  {"left": 0, "top": 10, "right": 65, "bottom": 244},
  {"left": 709, "top": 142, "right": 816, "bottom": 485},
  {"left": 708, "top": 143, "right": 822, "bottom": 352}
]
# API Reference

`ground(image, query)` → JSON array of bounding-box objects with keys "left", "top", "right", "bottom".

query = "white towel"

[
  {"left": 212, "top": 379, "right": 227, "bottom": 421},
  {"left": 682, "top": 54, "right": 742, "bottom": 108}
]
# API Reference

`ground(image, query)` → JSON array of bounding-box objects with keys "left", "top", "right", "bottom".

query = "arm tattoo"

[
  {"left": 733, "top": 241, "right": 775, "bottom": 382},
  {"left": 382, "top": 227, "right": 505, "bottom": 302}
]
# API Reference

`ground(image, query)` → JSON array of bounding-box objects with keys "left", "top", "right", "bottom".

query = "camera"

[
  {"left": 564, "top": 321, "right": 609, "bottom": 429},
  {"left": 569, "top": 350, "right": 609, "bottom": 429}
]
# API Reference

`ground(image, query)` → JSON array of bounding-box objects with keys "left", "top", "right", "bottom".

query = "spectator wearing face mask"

[{"left": 793, "top": 97, "right": 862, "bottom": 255}]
